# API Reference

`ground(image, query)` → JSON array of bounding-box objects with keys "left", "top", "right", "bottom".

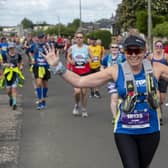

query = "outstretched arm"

[
  {"left": 44, "top": 44, "right": 117, "bottom": 88},
  {"left": 153, "top": 62, "right": 168, "bottom": 81},
  {"left": 62, "top": 67, "right": 114, "bottom": 88}
]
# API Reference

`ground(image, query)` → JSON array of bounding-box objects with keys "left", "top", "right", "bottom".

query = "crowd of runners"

[{"left": 0, "top": 31, "right": 168, "bottom": 168}]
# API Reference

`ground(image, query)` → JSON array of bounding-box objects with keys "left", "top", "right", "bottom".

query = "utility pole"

[
  {"left": 57, "top": 16, "right": 61, "bottom": 36},
  {"left": 79, "top": 0, "right": 82, "bottom": 30},
  {"left": 148, "top": 0, "right": 152, "bottom": 52}
]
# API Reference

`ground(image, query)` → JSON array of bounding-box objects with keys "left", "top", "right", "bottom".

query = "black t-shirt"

[{"left": 5, "top": 53, "right": 22, "bottom": 66}]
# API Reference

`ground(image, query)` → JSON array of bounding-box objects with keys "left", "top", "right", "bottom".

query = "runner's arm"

[
  {"left": 67, "top": 47, "right": 74, "bottom": 65},
  {"left": 153, "top": 62, "right": 168, "bottom": 81},
  {"left": 61, "top": 65, "right": 116, "bottom": 88}
]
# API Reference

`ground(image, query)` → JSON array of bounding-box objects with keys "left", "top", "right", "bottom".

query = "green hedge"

[{"left": 86, "top": 30, "right": 112, "bottom": 49}]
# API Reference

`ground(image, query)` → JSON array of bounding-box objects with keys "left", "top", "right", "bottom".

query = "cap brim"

[{"left": 124, "top": 43, "right": 145, "bottom": 49}]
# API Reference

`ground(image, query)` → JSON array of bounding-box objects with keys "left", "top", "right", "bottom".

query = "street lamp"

[
  {"left": 79, "top": 0, "right": 82, "bottom": 30},
  {"left": 148, "top": 0, "right": 152, "bottom": 52},
  {"left": 57, "top": 16, "right": 61, "bottom": 36}
]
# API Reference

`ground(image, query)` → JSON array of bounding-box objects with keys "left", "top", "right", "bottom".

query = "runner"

[
  {"left": 44, "top": 34, "right": 168, "bottom": 168},
  {"left": 148, "top": 40, "right": 168, "bottom": 125},
  {"left": 2, "top": 42, "right": 24, "bottom": 110},
  {"left": 96, "top": 39, "right": 105, "bottom": 59},
  {"left": 29, "top": 33, "right": 51, "bottom": 110},
  {"left": 0, "top": 37, "right": 8, "bottom": 62},
  {"left": 101, "top": 43, "right": 125, "bottom": 124},
  {"left": 89, "top": 37, "right": 103, "bottom": 98},
  {"left": 0, "top": 47, "right": 3, "bottom": 79},
  {"left": 67, "top": 32, "right": 91, "bottom": 117},
  {"left": 64, "top": 37, "right": 72, "bottom": 70}
]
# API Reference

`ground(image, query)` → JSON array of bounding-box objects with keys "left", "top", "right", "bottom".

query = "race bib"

[
  {"left": 2, "top": 47, "right": 7, "bottom": 51},
  {"left": 92, "top": 56, "right": 99, "bottom": 62},
  {"left": 75, "top": 61, "right": 85, "bottom": 68},
  {"left": 73, "top": 54, "right": 86, "bottom": 69},
  {"left": 121, "top": 110, "right": 150, "bottom": 129}
]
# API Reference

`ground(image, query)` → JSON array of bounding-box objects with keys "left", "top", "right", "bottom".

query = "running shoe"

[
  {"left": 112, "top": 118, "right": 115, "bottom": 125},
  {"left": 94, "top": 91, "right": 101, "bottom": 98},
  {"left": 36, "top": 102, "right": 42, "bottom": 110},
  {"left": 72, "top": 104, "right": 80, "bottom": 116},
  {"left": 12, "top": 104, "right": 17, "bottom": 110},
  {"left": 9, "top": 99, "right": 13, "bottom": 106},
  {"left": 160, "top": 118, "right": 163, "bottom": 126},
  {"left": 82, "top": 111, "right": 88, "bottom": 118},
  {"left": 41, "top": 101, "right": 47, "bottom": 109},
  {"left": 89, "top": 91, "right": 95, "bottom": 98}
]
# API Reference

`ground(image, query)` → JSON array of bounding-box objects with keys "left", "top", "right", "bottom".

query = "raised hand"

[{"left": 43, "top": 43, "right": 60, "bottom": 66}]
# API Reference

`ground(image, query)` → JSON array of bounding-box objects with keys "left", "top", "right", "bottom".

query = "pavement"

[{"left": 0, "top": 92, "right": 23, "bottom": 168}]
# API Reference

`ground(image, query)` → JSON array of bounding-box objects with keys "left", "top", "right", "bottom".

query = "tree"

[
  {"left": 21, "top": 18, "right": 34, "bottom": 29},
  {"left": 136, "top": 10, "right": 148, "bottom": 35},
  {"left": 67, "top": 19, "right": 80, "bottom": 30},
  {"left": 87, "top": 30, "right": 112, "bottom": 49},
  {"left": 115, "top": 0, "right": 168, "bottom": 33},
  {"left": 152, "top": 22, "right": 168, "bottom": 37},
  {"left": 44, "top": 24, "right": 76, "bottom": 37},
  {"left": 136, "top": 10, "right": 165, "bottom": 35}
]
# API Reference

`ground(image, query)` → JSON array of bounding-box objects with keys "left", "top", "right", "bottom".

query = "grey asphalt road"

[{"left": 18, "top": 64, "right": 168, "bottom": 168}]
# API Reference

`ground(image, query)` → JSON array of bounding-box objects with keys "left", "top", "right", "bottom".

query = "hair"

[
  {"left": 75, "top": 31, "right": 84, "bottom": 37},
  {"left": 96, "top": 39, "right": 102, "bottom": 44},
  {"left": 154, "top": 40, "right": 163, "bottom": 45},
  {"left": 124, "top": 29, "right": 145, "bottom": 41}
]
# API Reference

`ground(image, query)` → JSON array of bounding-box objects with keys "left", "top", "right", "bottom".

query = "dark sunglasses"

[
  {"left": 125, "top": 48, "right": 144, "bottom": 55},
  {"left": 111, "top": 46, "right": 118, "bottom": 49},
  {"left": 76, "top": 36, "right": 83, "bottom": 39}
]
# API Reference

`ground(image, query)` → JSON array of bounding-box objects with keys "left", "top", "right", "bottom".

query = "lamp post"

[
  {"left": 57, "top": 16, "right": 61, "bottom": 36},
  {"left": 79, "top": 0, "right": 82, "bottom": 30},
  {"left": 148, "top": 0, "right": 152, "bottom": 52}
]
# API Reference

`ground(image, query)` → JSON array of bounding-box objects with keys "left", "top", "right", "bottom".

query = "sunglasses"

[
  {"left": 111, "top": 46, "right": 118, "bottom": 49},
  {"left": 76, "top": 36, "right": 83, "bottom": 39},
  {"left": 125, "top": 48, "right": 144, "bottom": 55},
  {"left": 155, "top": 44, "right": 163, "bottom": 49}
]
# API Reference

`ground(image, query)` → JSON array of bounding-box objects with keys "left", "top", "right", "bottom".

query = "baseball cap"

[
  {"left": 123, "top": 35, "right": 146, "bottom": 49},
  {"left": 8, "top": 42, "right": 16, "bottom": 49},
  {"left": 37, "top": 32, "right": 45, "bottom": 38},
  {"left": 90, "top": 36, "right": 97, "bottom": 41}
]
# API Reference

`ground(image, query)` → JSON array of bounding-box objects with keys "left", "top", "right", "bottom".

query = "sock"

[
  {"left": 36, "top": 88, "right": 42, "bottom": 99},
  {"left": 12, "top": 97, "right": 16, "bottom": 105},
  {"left": 8, "top": 93, "right": 12, "bottom": 100},
  {"left": 42, "top": 87, "right": 48, "bottom": 98}
]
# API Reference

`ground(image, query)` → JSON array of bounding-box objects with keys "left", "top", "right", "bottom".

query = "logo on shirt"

[{"left": 136, "top": 79, "right": 146, "bottom": 87}]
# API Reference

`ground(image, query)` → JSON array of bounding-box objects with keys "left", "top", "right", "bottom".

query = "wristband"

[{"left": 50, "top": 62, "right": 67, "bottom": 75}]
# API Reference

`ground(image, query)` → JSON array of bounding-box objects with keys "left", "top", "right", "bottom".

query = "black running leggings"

[{"left": 114, "top": 132, "right": 160, "bottom": 168}]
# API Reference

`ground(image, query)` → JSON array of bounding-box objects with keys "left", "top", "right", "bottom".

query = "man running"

[
  {"left": 89, "top": 37, "right": 103, "bottom": 98},
  {"left": 29, "top": 33, "right": 51, "bottom": 110},
  {"left": 102, "top": 43, "right": 125, "bottom": 124},
  {"left": 67, "top": 32, "right": 91, "bottom": 117},
  {"left": 3, "top": 42, "right": 24, "bottom": 110}
]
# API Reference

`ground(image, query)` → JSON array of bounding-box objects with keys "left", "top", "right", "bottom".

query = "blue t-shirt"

[
  {"left": 30, "top": 43, "right": 49, "bottom": 68},
  {"left": 102, "top": 53, "right": 125, "bottom": 68},
  {"left": 114, "top": 64, "right": 160, "bottom": 135},
  {"left": 1, "top": 42, "right": 8, "bottom": 55}
]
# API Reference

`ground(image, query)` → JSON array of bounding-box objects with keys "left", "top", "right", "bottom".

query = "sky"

[{"left": 0, "top": 0, "right": 122, "bottom": 26}]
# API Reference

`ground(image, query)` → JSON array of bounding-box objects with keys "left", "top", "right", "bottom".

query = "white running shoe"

[
  {"left": 82, "top": 111, "right": 88, "bottom": 118},
  {"left": 72, "top": 105, "right": 80, "bottom": 116}
]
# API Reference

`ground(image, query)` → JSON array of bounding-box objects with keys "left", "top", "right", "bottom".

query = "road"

[{"left": 18, "top": 63, "right": 168, "bottom": 168}]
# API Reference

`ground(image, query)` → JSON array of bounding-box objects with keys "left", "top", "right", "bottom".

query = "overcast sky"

[{"left": 0, "top": 0, "right": 122, "bottom": 26}]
